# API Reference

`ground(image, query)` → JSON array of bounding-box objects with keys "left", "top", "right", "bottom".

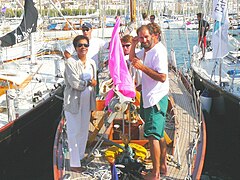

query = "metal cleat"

[{"left": 166, "top": 154, "right": 181, "bottom": 170}]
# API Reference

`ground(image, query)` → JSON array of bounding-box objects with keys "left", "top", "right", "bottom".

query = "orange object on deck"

[
  {"left": 96, "top": 99, "right": 106, "bottom": 111},
  {"left": 133, "top": 90, "right": 141, "bottom": 107}
]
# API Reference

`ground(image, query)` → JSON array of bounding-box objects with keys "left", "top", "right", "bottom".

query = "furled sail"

[
  {"left": 105, "top": 17, "right": 136, "bottom": 106},
  {"left": 0, "top": 0, "right": 38, "bottom": 47}
]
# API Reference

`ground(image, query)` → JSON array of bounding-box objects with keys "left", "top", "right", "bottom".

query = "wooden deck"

[
  {"left": 54, "top": 70, "right": 204, "bottom": 180},
  {"left": 164, "top": 71, "right": 199, "bottom": 179}
]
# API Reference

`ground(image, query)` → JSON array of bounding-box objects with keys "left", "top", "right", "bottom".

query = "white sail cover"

[{"left": 212, "top": 0, "right": 229, "bottom": 59}]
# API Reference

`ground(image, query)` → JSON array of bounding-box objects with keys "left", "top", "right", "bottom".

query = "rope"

[{"left": 81, "top": 164, "right": 112, "bottom": 180}]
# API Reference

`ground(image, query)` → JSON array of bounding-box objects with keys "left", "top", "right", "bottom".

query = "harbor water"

[{"left": 165, "top": 29, "right": 198, "bottom": 69}]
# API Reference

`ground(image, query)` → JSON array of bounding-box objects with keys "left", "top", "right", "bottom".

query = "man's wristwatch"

[{"left": 87, "top": 80, "right": 92, "bottom": 86}]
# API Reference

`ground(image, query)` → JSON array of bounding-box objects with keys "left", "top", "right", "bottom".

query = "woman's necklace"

[{"left": 79, "top": 58, "right": 87, "bottom": 69}]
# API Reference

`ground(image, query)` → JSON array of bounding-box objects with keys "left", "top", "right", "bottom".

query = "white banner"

[
  {"left": 212, "top": 0, "right": 229, "bottom": 58},
  {"left": 212, "top": 0, "right": 227, "bottom": 22}
]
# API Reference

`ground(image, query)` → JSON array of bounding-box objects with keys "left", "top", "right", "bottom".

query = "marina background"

[
  {"left": 0, "top": 0, "right": 239, "bottom": 179},
  {"left": 165, "top": 29, "right": 198, "bottom": 67}
]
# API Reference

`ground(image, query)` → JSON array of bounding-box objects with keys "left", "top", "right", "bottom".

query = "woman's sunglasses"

[
  {"left": 122, "top": 44, "right": 131, "bottom": 48},
  {"left": 77, "top": 43, "right": 89, "bottom": 48}
]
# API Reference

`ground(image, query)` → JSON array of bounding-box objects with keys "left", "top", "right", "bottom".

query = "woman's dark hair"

[{"left": 73, "top": 35, "right": 89, "bottom": 48}]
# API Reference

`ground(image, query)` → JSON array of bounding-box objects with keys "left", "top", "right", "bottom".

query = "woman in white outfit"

[{"left": 63, "top": 35, "right": 97, "bottom": 173}]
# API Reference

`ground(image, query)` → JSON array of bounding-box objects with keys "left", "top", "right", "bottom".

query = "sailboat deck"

[
  {"left": 164, "top": 71, "right": 199, "bottom": 179},
  {"left": 60, "top": 70, "right": 200, "bottom": 180}
]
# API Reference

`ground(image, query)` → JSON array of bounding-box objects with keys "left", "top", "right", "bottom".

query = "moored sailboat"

[
  {"left": 53, "top": 52, "right": 206, "bottom": 180},
  {"left": 53, "top": 7, "right": 206, "bottom": 179},
  {"left": 0, "top": 1, "right": 68, "bottom": 178},
  {"left": 191, "top": 0, "right": 240, "bottom": 113},
  {"left": 191, "top": 1, "right": 240, "bottom": 178}
]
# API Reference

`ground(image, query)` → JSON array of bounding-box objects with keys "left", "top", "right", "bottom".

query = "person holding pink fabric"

[{"left": 105, "top": 18, "right": 136, "bottom": 106}]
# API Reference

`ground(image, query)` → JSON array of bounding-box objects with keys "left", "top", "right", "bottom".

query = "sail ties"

[{"left": 6, "top": 89, "right": 19, "bottom": 121}]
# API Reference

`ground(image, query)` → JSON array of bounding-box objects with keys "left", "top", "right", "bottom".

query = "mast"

[
  {"left": 49, "top": 0, "right": 77, "bottom": 33},
  {"left": 130, "top": 0, "right": 136, "bottom": 23}
]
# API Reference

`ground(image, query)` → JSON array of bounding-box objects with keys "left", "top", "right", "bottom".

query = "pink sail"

[{"left": 105, "top": 18, "right": 136, "bottom": 106}]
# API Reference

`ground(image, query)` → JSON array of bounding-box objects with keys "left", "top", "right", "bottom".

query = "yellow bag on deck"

[{"left": 105, "top": 143, "right": 147, "bottom": 163}]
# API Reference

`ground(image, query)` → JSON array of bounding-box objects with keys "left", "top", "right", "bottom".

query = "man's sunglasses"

[
  {"left": 77, "top": 43, "right": 89, "bottom": 48},
  {"left": 82, "top": 28, "right": 90, "bottom": 32},
  {"left": 122, "top": 44, "right": 131, "bottom": 48}
]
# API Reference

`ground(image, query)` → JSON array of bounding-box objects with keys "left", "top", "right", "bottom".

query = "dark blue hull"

[{"left": 0, "top": 86, "right": 64, "bottom": 179}]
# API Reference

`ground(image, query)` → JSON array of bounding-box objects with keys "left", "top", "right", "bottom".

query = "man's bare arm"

[{"left": 129, "top": 36, "right": 139, "bottom": 62}]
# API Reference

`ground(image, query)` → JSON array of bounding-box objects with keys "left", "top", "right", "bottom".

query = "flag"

[
  {"left": 105, "top": 17, "right": 136, "bottom": 106},
  {"left": 1, "top": 7, "right": 6, "bottom": 13},
  {"left": 0, "top": 0, "right": 38, "bottom": 47},
  {"left": 111, "top": 163, "right": 119, "bottom": 180},
  {"left": 211, "top": 0, "right": 229, "bottom": 59}
]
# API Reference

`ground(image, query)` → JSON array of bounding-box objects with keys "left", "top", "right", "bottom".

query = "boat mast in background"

[
  {"left": 15, "top": 0, "right": 24, "bottom": 9},
  {"left": 49, "top": 0, "right": 77, "bottom": 34},
  {"left": 130, "top": 0, "right": 136, "bottom": 23}
]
